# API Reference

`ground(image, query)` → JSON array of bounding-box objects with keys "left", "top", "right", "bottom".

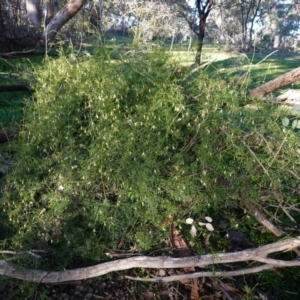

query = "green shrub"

[{"left": 3, "top": 48, "right": 300, "bottom": 268}]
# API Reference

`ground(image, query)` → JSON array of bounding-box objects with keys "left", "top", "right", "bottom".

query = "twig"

[
  {"left": 125, "top": 265, "right": 275, "bottom": 282},
  {"left": 238, "top": 137, "right": 270, "bottom": 176},
  {"left": 0, "top": 250, "right": 17, "bottom": 255},
  {"left": 255, "top": 50, "right": 278, "bottom": 65},
  {"left": 219, "top": 126, "right": 269, "bottom": 176},
  {"left": 181, "top": 60, "right": 216, "bottom": 82},
  {"left": 268, "top": 138, "right": 286, "bottom": 169},
  {"left": 216, "top": 281, "right": 235, "bottom": 300},
  {"left": 288, "top": 170, "right": 300, "bottom": 182},
  {"left": 242, "top": 198, "right": 284, "bottom": 237},
  {"left": 1, "top": 250, "right": 46, "bottom": 261}
]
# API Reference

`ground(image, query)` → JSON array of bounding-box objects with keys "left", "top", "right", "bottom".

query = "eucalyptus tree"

[
  {"left": 0, "top": 0, "right": 87, "bottom": 50},
  {"left": 33, "top": 0, "right": 87, "bottom": 41},
  {"left": 257, "top": 0, "right": 300, "bottom": 49},
  {"left": 172, "top": 0, "right": 214, "bottom": 64},
  {"left": 206, "top": 0, "right": 300, "bottom": 51},
  {"left": 208, "top": 0, "right": 262, "bottom": 51},
  {"left": 129, "top": 0, "right": 176, "bottom": 43}
]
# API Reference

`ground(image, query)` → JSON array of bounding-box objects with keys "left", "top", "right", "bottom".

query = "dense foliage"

[{"left": 2, "top": 48, "right": 300, "bottom": 268}]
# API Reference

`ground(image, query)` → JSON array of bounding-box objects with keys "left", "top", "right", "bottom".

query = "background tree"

[
  {"left": 173, "top": 0, "right": 214, "bottom": 64},
  {"left": 207, "top": 0, "right": 262, "bottom": 51},
  {"left": 210, "top": 0, "right": 300, "bottom": 51},
  {"left": 0, "top": 0, "right": 87, "bottom": 50},
  {"left": 257, "top": 0, "right": 300, "bottom": 49}
]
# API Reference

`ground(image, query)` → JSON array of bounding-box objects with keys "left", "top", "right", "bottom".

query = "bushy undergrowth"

[{"left": 2, "top": 48, "right": 300, "bottom": 268}]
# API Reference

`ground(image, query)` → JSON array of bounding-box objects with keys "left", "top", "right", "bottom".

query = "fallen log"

[{"left": 249, "top": 66, "right": 300, "bottom": 98}]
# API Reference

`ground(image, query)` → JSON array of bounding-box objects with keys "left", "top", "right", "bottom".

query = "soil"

[{"left": 0, "top": 272, "right": 251, "bottom": 300}]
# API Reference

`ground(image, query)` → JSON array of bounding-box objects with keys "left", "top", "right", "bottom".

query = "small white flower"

[
  {"left": 205, "top": 223, "right": 214, "bottom": 232},
  {"left": 198, "top": 222, "right": 206, "bottom": 226},
  {"left": 58, "top": 185, "right": 64, "bottom": 191},
  {"left": 186, "top": 218, "right": 194, "bottom": 224},
  {"left": 205, "top": 216, "right": 213, "bottom": 222},
  {"left": 190, "top": 225, "right": 197, "bottom": 237}
]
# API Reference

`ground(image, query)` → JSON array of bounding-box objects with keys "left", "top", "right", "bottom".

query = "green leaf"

[
  {"left": 282, "top": 117, "right": 289, "bottom": 127},
  {"left": 291, "top": 104, "right": 300, "bottom": 115},
  {"left": 291, "top": 119, "right": 300, "bottom": 129}
]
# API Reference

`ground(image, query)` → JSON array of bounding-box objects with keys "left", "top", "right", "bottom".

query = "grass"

[
  {"left": 0, "top": 53, "right": 41, "bottom": 128},
  {"left": 0, "top": 93, "right": 25, "bottom": 128},
  {"left": 203, "top": 49, "right": 300, "bottom": 92}
]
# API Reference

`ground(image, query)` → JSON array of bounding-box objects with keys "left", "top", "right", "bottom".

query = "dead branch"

[
  {"left": 0, "top": 49, "right": 46, "bottom": 58},
  {"left": 125, "top": 265, "right": 275, "bottom": 282},
  {"left": 1, "top": 236, "right": 300, "bottom": 283},
  {"left": 242, "top": 199, "right": 284, "bottom": 237},
  {"left": 249, "top": 66, "right": 300, "bottom": 98}
]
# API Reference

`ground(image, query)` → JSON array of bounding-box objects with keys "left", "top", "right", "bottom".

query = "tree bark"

[
  {"left": 45, "top": 0, "right": 55, "bottom": 26},
  {"left": 26, "top": 0, "right": 41, "bottom": 28},
  {"left": 195, "top": 19, "right": 205, "bottom": 65},
  {"left": 45, "top": 0, "right": 86, "bottom": 41},
  {"left": 249, "top": 66, "right": 300, "bottom": 98},
  {"left": 194, "top": 0, "right": 214, "bottom": 65}
]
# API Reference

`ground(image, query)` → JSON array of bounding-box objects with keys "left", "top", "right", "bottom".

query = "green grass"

[
  {"left": 0, "top": 54, "right": 42, "bottom": 128},
  {"left": 0, "top": 92, "right": 28, "bottom": 128},
  {"left": 202, "top": 49, "right": 300, "bottom": 92}
]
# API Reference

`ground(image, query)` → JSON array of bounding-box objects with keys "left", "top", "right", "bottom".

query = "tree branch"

[
  {"left": 1, "top": 237, "right": 300, "bottom": 283},
  {"left": 125, "top": 264, "right": 275, "bottom": 282}
]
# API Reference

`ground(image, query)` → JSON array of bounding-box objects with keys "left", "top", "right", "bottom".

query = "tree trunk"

[
  {"left": 195, "top": 18, "right": 205, "bottom": 65},
  {"left": 188, "top": 30, "right": 193, "bottom": 52},
  {"left": 45, "top": 0, "right": 55, "bottom": 26},
  {"left": 26, "top": 0, "right": 41, "bottom": 28},
  {"left": 249, "top": 66, "right": 300, "bottom": 98},
  {"left": 45, "top": 0, "right": 86, "bottom": 41},
  {"left": 273, "top": 32, "right": 280, "bottom": 49},
  {"left": 248, "top": 0, "right": 261, "bottom": 51},
  {"left": 194, "top": 0, "right": 214, "bottom": 65}
]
